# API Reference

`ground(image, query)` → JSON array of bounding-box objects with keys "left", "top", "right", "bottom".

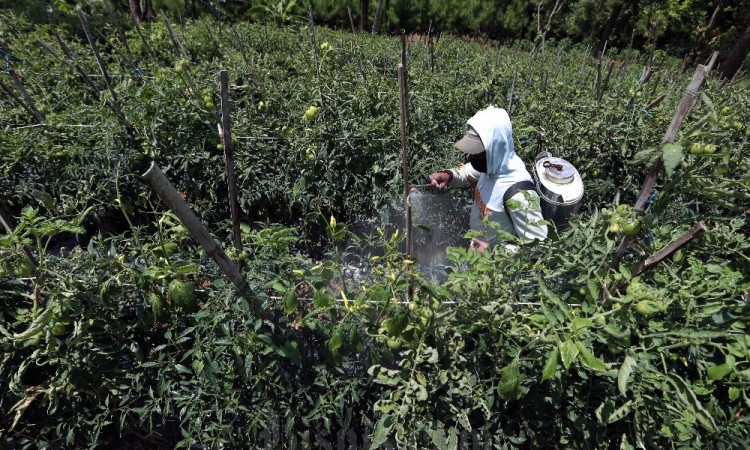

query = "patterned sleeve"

[{"left": 447, "top": 163, "right": 481, "bottom": 188}]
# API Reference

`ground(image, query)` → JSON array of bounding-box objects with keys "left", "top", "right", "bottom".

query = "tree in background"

[{"left": 719, "top": 24, "right": 750, "bottom": 80}]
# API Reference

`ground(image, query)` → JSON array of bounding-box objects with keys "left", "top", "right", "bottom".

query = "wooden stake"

[
  {"left": 0, "top": 79, "right": 41, "bottom": 123},
  {"left": 597, "top": 60, "right": 615, "bottom": 101},
  {"left": 398, "top": 63, "right": 411, "bottom": 258},
  {"left": 142, "top": 162, "right": 271, "bottom": 320},
  {"left": 6, "top": 69, "right": 45, "bottom": 123},
  {"left": 644, "top": 93, "right": 667, "bottom": 111},
  {"left": 219, "top": 70, "right": 243, "bottom": 255},
  {"left": 632, "top": 221, "right": 706, "bottom": 277},
  {"left": 47, "top": 30, "right": 99, "bottom": 92},
  {"left": 307, "top": 5, "right": 324, "bottom": 106},
  {"left": 161, "top": 10, "right": 189, "bottom": 60},
  {"left": 102, "top": 0, "right": 131, "bottom": 56},
  {"left": 346, "top": 7, "right": 367, "bottom": 81},
  {"left": 508, "top": 64, "right": 518, "bottom": 114},
  {"left": 77, "top": 10, "right": 122, "bottom": 119},
  {"left": 231, "top": 26, "right": 262, "bottom": 90},
  {"left": 400, "top": 31, "right": 410, "bottom": 125},
  {"left": 610, "top": 52, "right": 718, "bottom": 272},
  {"left": 95, "top": 28, "right": 139, "bottom": 73}
]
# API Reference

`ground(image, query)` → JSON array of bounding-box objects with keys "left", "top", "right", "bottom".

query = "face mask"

[{"left": 468, "top": 153, "right": 487, "bottom": 173}]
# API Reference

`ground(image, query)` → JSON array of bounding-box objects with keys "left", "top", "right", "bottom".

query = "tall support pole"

[
  {"left": 398, "top": 62, "right": 411, "bottom": 259},
  {"left": 219, "top": 70, "right": 243, "bottom": 256}
]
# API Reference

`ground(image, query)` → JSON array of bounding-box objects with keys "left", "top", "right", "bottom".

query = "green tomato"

[
  {"left": 51, "top": 321, "right": 67, "bottom": 337},
  {"left": 14, "top": 259, "right": 33, "bottom": 277},
  {"left": 689, "top": 142, "right": 703, "bottom": 155},
  {"left": 621, "top": 220, "right": 641, "bottom": 236},
  {"left": 303, "top": 106, "right": 319, "bottom": 121},
  {"left": 608, "top": 223, "right": 621, "bottom": 234}
]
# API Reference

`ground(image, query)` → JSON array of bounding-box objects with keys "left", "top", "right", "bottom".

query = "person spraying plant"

[{"left": 429, "top": 106, "right": 547, "bottom": 252}]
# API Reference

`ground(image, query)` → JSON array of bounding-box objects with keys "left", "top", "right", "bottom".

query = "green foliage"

[{"left": 1, "top": 7, "right": 750, "bottom": 449}]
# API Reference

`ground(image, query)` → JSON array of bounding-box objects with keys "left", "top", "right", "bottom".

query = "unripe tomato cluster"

[
  {"left": 0, "top": 256, "right": 33, "bottom": 278},
  {"left": 201, "top": 88, "right": 214, "bottom": 109},
  {"left": 303, "top": 105, "right": 319, "bottom": 121},
  {"left": 174, "top": 59, "right": 187, "bottom": 74},
  {"left": 688, "top": 142, "right": 717, "bottom": 156},
  {"left": 623, "top": 280, "right": 666, "bottom": 317},
  {"left": 608, "top": 204, "right": 641, "bottom": 236}
]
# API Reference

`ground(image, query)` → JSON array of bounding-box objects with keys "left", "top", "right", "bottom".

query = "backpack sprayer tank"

[{"left": 532, "top": 152, "right": 584, "bottom": 227}]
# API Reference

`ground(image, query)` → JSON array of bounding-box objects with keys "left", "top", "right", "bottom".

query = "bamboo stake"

[
  {"left": 141, "top": 162, "right": 271, "bottom": 320},
  {"left": 77, "top": 11, "right": 122, "bottom": 119},
  {"left": 610, "top": 52, "right": 718, "bottom": 272},
  {"left": 219, "top": 70, "right": 243, "bottom": 255}
]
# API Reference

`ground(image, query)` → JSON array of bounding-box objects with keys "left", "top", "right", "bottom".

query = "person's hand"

[
  {"left": 429, "top": 171, "right": 450, "bottom": 189},
  {"left": 470, "top": 238, "right": 489, "bottom": 253}
]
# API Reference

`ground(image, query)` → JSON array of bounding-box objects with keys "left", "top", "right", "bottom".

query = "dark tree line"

[{"left": 5, "top": 0, "right": 750, "bottom": 75}]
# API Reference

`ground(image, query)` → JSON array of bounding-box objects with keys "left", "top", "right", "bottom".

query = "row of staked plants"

[{"left": 1, "top": 6, "right": 749, "bottom": 449}]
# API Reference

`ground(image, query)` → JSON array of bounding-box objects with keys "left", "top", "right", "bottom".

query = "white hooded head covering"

[{"left": 463, "top": 106, "right": 532, "bottom": 211}]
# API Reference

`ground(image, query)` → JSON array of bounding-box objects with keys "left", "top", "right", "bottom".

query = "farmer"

[{"left": 429, "top": 106, "right": 547, "bottom": 252}]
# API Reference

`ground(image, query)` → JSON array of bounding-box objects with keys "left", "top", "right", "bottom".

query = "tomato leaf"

[
  {"left": 662, "top": 142, "right": 684, "bottom": 178},
  {"left": 542, "top": 347, "right": 559, "bottom": 381},
  {"left": 707, "top": 363, "right": 733, "bottom": 381},
  {"left": 618, "top": 355, "right": 637, "bottom": 396},
  {"left": 497, "top": 362, "right": 522, "bottom": 401},
  {"left": 576, "top": 341, "right": 607, "bottom": 371},
  {"left": 283, "top": 289, "right": 298, "bottom": 315},
  {"left": 313, "top": 289, "right": 333, "bottom": 309},
  {"left": 369, "top": 415, "right": 393, "bottom": 449},
  {"left": 559, "top": 340, "right": 580, "bottom": 370}
]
